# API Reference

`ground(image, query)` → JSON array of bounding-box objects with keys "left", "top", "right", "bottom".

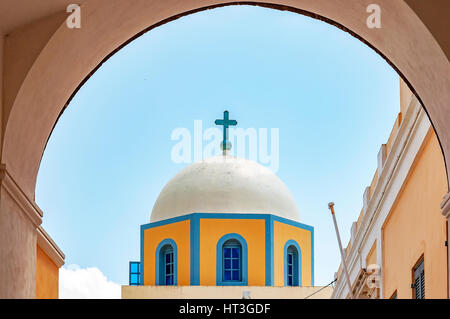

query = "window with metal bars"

[
  {"left": 287, "top": 250, "right": 294, "bottom": 286},
  {"left": 156, "top": 239, "right": 177, "bottom": 285},
  {"left": 223, "top": 239, "right": 242, "bottom": 282},
  {"left": 216, "top": 234, "right": 248, "bottom": 286},
  {"left": 413, "top": 258, "right": 425, "bottom": 299},
  {"left": 164, "top": 247, "right": 174, "bottom": 285},
  {"left": 286, "top": 245, "right": 299, "bottom": 286}
]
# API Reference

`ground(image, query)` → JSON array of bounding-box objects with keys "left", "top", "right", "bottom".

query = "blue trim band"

[
  {"left": 265, "top": 215, "right": 274, "bottom": 286},
  {"left": 271, "top": 215, "right": 314, "bottom": 232},
  {"left": 141, "top": 213, "right": 313, "bottom": 232},
  {"left": 141, "top": 214, "right": 191, "bottom": 231},
  {"left": 190, "top": 214, "right": 200, "bottom": 285},
  {"left": 311, "top": 227, "right": 315, "bottom": 286},
  {"left": 140, "top": 225, "right": 145, "bottom": 285}
]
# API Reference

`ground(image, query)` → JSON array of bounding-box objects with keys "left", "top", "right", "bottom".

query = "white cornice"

[
  {"left": 0, "top": 164, "right": 42, "bottom": 227},
  {"left": 353, "top": 100, "right": 424, "bottom": 259},
  {"left": 0, "top": 164, "right": 65, "bottom": 267},
  {"left": 332, "top": 97, "right": 429, "bottom": 298},
  {"left": 37, "top": 226, "right": 65, "bottom": 268}
]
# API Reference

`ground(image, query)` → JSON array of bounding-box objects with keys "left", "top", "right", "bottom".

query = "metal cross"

[{"left": 215, "top": 110, "right": 237, "bottom": 152}]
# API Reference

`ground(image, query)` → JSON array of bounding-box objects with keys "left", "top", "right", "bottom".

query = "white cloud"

[{"left": 59, "top": 264, "right": 121, "bottom": 299}]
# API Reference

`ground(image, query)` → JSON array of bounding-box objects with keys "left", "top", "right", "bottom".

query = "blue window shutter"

[{"left": 129, "top": 261, "right": 142, "bottom": 286}]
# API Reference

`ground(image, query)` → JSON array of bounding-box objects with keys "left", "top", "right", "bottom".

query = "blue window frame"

[
  {"left": 155, "top": 239, "right": 177, "bottom": 286},
  {"left": 223, "top": 240, "right": 241, "bottom": 282},
  {"left": 129, "top": 261, "right": 142, "bottom": 286},
  {"left": 216, "top": 233, "right": 248, "bottom": 286},
  {"left": 284, "top": 240, "right": 302, "bottom": 286}
]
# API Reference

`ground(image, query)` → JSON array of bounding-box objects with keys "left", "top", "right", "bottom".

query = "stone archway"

[{"left": 0, "top": 0, "right": 449, "bottom": 298}]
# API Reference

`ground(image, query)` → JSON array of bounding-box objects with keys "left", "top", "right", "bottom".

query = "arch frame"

[
  {"left": 1, "top": 0, "right": 450, "bottom": 298},
  {"left": 216, "top": 233, "right": 248, "bottom": 286},
  {"left": 155, "top": 238, "right": 178, "bottom": 286},
  {"left": 284, "top": 239, "right": 302, "bottom": 286},
  {"left": 2, "top": 0, "right": 450, "bottom": 202}
]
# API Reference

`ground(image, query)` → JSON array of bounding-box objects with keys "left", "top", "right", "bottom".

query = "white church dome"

[{"left": 150, "top": 155, "right": 300, "bottom": 222}]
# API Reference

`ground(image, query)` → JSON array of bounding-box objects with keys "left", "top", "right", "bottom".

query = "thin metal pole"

[{"left": 328, "top": 202, "right": 354, "bottom": 299}]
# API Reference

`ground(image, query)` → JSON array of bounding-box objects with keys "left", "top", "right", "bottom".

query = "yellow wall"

[
  {"left": 199, "top": 219, "right": 266, "bottom": 286},
  {"left": 382, "top": 129, "right": 448, "bottom": 299},
  {"left": 36, "top": 244, "right": 59, "bottom": 299},
  {"left": 143, "top": 220, "right": 190, "bottom": 286},
  {"left": 274, "top": 221, "right": 312, "bottom": 286}
]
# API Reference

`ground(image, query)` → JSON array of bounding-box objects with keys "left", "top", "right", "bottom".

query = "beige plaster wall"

[
  {"left": 0, "top": 32, "right": 3, "bottom": 146},
  {"left": 2, "top": 12, "right": 66, "bottom": 137},
  {"left": 0, "top": 187, "right": 37, "bottom": 298},
  {"left": 405, "top": 0, "right": 450, "bottom": 62},
  {"left": 121, "top": 285, "right": 333, "bottom": 299}
]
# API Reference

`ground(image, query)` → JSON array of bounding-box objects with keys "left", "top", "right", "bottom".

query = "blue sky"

[{"left": 36, "top": 5, "right": 399, "bottom": 286}]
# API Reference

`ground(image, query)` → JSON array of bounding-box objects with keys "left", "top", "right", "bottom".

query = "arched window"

[
  {"left": 223, "top": 239, "right": 241, "bottom": 282},
  {"left": 155, "top": 239, "right": 177, "bottom": 286},
  {"left": 216, "top": 233, "right": 248, "bottom": 286},
  {"left": 284, "top": 240, "right": 302, "bottom": 286}
]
